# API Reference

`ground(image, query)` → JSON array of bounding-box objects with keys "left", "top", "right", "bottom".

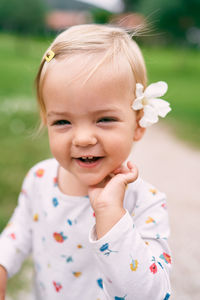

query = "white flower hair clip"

[{"left": 132, "top": 81, "right": 171, "bottom": 128}]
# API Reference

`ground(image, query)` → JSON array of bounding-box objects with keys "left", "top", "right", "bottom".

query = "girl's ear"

[
  {"left": 133, "top": 125, "right": 146, "bottom": 141},
  {"left": 133, "top": 110, "right": 146, "bottom": 141}
]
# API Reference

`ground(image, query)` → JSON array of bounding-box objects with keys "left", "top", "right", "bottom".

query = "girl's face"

[{"left": 43, "top": 57, "right": 144, "bottom": 191}]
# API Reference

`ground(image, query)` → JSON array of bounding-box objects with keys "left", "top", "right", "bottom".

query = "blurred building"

[
  {"left": 44, "top": 0, "right": 125, "bottom": 30},
  {"left": 46, "top": 10, "right": 92, "bottom": 30},
  {"left": 111, "top": 13, "right": 145, "bottom": 29}
]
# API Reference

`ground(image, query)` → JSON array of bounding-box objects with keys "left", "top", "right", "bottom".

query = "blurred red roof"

[
  {"left": 111, "top": 13, "right": 145, "bottom": 28},
  {"left": 46, "top": 10, "right": 92, "bottom": 30}
]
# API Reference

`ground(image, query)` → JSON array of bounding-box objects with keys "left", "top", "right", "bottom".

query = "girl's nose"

[{"left": 72, "top": 128, "right": 97, "bottom": 147}]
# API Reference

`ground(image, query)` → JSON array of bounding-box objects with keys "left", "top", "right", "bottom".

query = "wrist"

[
  {"left": 95, "top": 206, "right": 125, "bottom": 218},
  {"left": 95, "top": 207, "right": 126, "bottom": 239}
]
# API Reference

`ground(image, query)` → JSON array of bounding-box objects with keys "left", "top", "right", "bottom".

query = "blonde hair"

[{"left": 35, "top": 24, "right": 147, "bottom": 125}]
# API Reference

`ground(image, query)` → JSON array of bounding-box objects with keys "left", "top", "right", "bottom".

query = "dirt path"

[
  {"left": 6, "top": 123, "right": 200, "bottom": 300},
  {"left": 131, "top": 123, "right": 200, "bottom": 300}
]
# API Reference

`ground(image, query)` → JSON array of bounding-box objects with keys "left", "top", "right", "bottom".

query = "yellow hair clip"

[{"left": 45, "top": 50, "right": 55, "bottom": 62}]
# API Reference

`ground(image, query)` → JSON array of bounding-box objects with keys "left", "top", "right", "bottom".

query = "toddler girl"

[{"left": 0, "top": 24, "right": 172, "bottom": 300}]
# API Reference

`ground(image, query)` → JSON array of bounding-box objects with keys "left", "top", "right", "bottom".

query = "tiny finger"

[
  {"left": 126, "top": 162, "right": 139, "bottom": 181},
  {"left": 112, "top": 165, "right": 128, "bottom": 175}
]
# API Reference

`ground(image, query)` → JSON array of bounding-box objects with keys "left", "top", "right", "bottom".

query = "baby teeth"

[{"left": 81, "top": 156, "right": 94, "bottom": 160}]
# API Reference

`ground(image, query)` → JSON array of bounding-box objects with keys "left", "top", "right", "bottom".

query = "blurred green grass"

[
  {"left": 0, "top": 33, "right": 51, "bottom": 296},
  {"left": 0, "top": 32, "right": 199, "bottom": 295},
  {"left": 0, "top": 33, "right": 51, "bottom": 231},
  {"left": 143, "top": 46, "right": 200, "bottom": 147}
]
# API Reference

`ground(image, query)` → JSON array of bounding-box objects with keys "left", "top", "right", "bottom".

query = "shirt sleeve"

[
  {"left": 89, "top": 183, "right": 172, "bottom": 300},
  {"left": 0, "top": 172, "right": 33, "bottom": 278}
]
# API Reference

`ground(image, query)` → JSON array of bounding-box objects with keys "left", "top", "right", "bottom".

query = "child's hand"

[
  {"left": 89, "top": 161, "right": 138, "bottom": 212},
  {"left": 88, "top": 161, "right": 138, "bottom": 239},
  {"left": 0, "top": 265, "right": 7, "bottom": 300}
]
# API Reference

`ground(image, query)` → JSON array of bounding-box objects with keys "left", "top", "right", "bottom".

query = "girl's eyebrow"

[
  {"left": 47, "top": 111, "right": 70, "bottom": 118},
  {"left": 47, "top": 108, "right": 121, "bottom": 118}
]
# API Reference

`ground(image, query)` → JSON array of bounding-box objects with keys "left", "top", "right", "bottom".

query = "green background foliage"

[
  {"left": 125, "top": 0, "right": 200, "bottom": 44},
  {"left": 0, "top": 0, "right": 47, "bottom": 34},
  {"left": 0, "top": 0, "right": 200, "bottom": 45}
]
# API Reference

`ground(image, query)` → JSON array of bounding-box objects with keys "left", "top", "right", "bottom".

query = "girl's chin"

[{"left": 78, "top": 174, "right": 109, "bottom": 188}]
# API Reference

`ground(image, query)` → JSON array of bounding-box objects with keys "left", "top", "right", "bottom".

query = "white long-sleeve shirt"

[{"left": 0, "top": 159, "right": 171, "bottom": 300}]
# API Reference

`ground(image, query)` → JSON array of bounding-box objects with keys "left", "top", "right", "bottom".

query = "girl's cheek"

[{"left": 48, "top": 133, "right": 59, "bottom": 152}]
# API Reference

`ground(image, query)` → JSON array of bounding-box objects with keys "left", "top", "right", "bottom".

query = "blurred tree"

[
  {"left": 137, "top": 0, "right": 200, "bottom": 43},
  {"left": 46, "top": 0, "right": 95, "bottom": 11},
  {"left": 0, "top": 0, "right": 47, "bottom": 35},
  {"left": 123, "top": 0, "right": 140, "bottom": 12},
  {"left": 91, "top": 9, "right": 112, "bottom": 24}
]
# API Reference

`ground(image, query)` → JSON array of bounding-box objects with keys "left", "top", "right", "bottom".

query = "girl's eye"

[
  {"left": 97, "top": 117, "right": 117, "bottom": 123},
  {"left": 53, "top": 120, "right": 71, "bottom": 126}
]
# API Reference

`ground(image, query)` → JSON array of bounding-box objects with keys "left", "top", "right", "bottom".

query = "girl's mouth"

[
  {"left": 79, "top": 156, "right": 100, "bottom": 163},
  {"left": 74, "top": 156, "right": 103, "bottom": 168}
]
